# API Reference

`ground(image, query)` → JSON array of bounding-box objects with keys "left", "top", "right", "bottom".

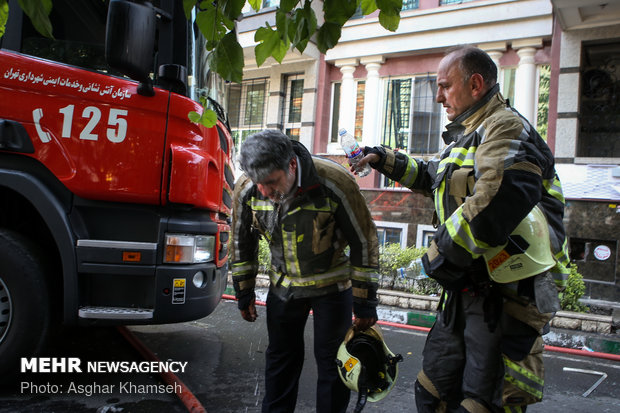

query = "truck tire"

[{"left": 0, "top": 229, "right": 51, "bottom": 380}]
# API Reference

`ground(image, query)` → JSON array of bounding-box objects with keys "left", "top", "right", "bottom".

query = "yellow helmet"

[
  {"left": 336, "top": 325, "right": 402, "bottom": 411},
  {"left": 483, "top": 206, "right": 556, "bottom": 283}
]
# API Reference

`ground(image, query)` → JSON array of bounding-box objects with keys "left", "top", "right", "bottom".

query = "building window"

[
  {"left": 383, "top": 78, "right": 411, "bottom": 151},
  {"left": 502, "top": 67, "right": 516, "bottom": 106},
  {"left": 578, "top": 40, "right": 620, "bottom": 158},
  {"left": 416, "top": 225, "right": 436, "bottom": 248},
  {"left": 263, "top": 0, "right": 279, "bottom": 8},
  {"left": 330, "top": 80, "right": 365, "bottom": 144},
  {"left": 375, "top": 221, "right": 409, "bottom": 247},
  {"left": 330, "top": 83, "right": 341, "bottom": 143},
  {"left": 282, "top": 75, "right": 304, "bottom": 141},
  {"left": 381, "top": 75, "right": 442, "bottom": 154},
  {"left": 402, "top": 0, "right": 419, "bottom": 11},
  {"left": 411, "top": 76, "right": 442, "bottom": 153},
  {"left": 227, "top": 78, "right": 269, "bottom": 149}
]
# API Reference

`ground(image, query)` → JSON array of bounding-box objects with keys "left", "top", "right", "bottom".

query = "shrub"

[
  {"left": 378, "top": 243, "right": 441, "bottom": 295},
  {"left": 258, "top": 237, "right": 271, "bottom": 273},
  {"left": 559, "top": 265, "right": 589, "bottom": 313}
]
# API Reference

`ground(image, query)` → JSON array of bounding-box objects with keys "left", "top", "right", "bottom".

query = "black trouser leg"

[
  {"left": 262, "top": 292, "right": 309, "bottom": 413},
  {"left": 312, "top": 289, "right": 352, "bottom": 413}
]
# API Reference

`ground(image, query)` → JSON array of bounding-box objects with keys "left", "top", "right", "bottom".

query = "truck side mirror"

[{"left": 105, "top": 0, "right": 156, "bottom": 96}]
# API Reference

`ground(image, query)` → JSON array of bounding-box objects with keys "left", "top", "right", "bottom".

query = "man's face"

[
  {"left": 436, "top": 56, "right": 477, "bottom": 121},
  {"left": 255, "top": 158, "right": 297, "bottom": 202}
]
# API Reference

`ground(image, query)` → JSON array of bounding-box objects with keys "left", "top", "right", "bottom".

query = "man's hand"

[
  {"left": 353, "top": 316, "right": 377, "bottom": 332},
  {"left": 240, "top": 298, "right": 258, "bottom": 322},
  {"left": 349, "top": 148, "right": 380, "bottom": 175}
]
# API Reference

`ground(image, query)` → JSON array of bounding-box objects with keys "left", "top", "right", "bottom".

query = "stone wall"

[{"left": 564, "top": 200, "right": 620, "bottom": 302}]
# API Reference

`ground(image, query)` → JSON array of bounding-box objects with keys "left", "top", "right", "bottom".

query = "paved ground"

[{"left": 1, "top": 298, "right": 619, "bottom": 412}]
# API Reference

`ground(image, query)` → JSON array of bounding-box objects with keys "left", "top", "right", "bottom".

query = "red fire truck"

[{"left": 0, "top": 0, "right": 234, "bottom": 375}]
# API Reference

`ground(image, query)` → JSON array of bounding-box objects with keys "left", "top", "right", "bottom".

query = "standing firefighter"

[
  {"left": 357, "top": 46, "right": 570, "bottom": 412},
  {"left": 231, "top": 130, "right": 380, "bottom": 413}
]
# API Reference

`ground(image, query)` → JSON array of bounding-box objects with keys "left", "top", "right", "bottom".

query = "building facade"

[{"left": 230, "top": 0, "right": 620, "bottom": 303}]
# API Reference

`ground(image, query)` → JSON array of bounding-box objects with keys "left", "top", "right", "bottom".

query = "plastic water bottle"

[
  {"left": 339, "top": 128, "right": 371, "bottom": 177},
  {"left": 396, "top": 258, "right": 428, "bottom": 279}
]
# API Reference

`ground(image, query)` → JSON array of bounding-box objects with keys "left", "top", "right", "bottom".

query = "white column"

[
  {"left": 486, "top": 50, "right": 503, "bottom": 87},
  {"left": 335, "top": 59, "right": 358, "bottom": 136},
  {"left": 478, "top": 41, "right": 506, "bottom": 89},
  {"left": 514, "top": 46, "right": 538, "bottom": 124},
  {"left": 361, "top": 56, "right": 384, "bottom": 147}
]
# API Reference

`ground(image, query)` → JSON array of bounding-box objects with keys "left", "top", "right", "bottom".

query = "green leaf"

[
  {"left": 182, "top": 0, "right": 195, "bottom": 20},
  {"left": 200, "top": 109, "right": 218, "bottom": 128},
  {"left": 289, "top": 3, "right": 317, "bottom": 53},
  {"left": 188, "top": 108, "right": 218, "bottom": 128},
  {"left": 188, "top": 111, "right": 202, "bottom": 123},
  {"left": 254, "top": 26, "right": 274, "bottom": 67},
  {"left": 275, "top": 9, "right": 289, "bottom": 39},
  {"left": 279, "top": 0, "right": 300, "bottom": 13},
  {"left": 255, "top": 25, "right": 289, "bottom": 66},
  {"left": 316, "top": 21, "right": 342, "bottom": 54},
  {"left": 0, "top": 0, "right": 8, "bottom": 39},
  {"left": 211, "top": 31, "right": 244, "bottom": 83},
  {"left": 360, "top": 0, "right": 378, "bottom": 15},
  {"left": 378, "top": 10, "right": 400, "bottom": 31},
  {"left": 18, "top": 0, "right": 53, "bottom": 38},
  {"left": 196, "top": 7, "right": 225, "bottom": 43},
  {"left": 221, "top": 0, "right": 245, "bottom": 21},
  {"left": 248, "top": 0, "right": 262, "bottom": 12},
  {"left": 376, "top": 0, "right": 402, "bottom": 16},
  {"left": 323, "top": 0, "right": 357, "bottom": 25}
]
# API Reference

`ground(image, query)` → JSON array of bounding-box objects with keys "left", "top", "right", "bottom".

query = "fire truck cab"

[{"left": 0, "top": 0, "right": 234, "bottom": 377}]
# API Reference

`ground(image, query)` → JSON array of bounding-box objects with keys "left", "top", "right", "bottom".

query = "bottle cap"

[{"left": 338, "top": 128, "right": 347, "bottom": 136}]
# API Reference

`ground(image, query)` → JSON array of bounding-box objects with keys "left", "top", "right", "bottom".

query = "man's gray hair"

[{"left": 238, "top": 130, "right": 295, "bottom": 183}]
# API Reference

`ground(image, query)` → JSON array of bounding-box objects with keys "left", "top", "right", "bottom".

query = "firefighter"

[
  {"left": 357, "top": 46, "right": 571, "bottom": 412},
  {"left": 231, "top": 130, "right": 380, "bottom": 413}
]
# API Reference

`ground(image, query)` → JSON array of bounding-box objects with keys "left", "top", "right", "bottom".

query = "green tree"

[{"left": 1, "top": 0, "right": 403, "bottom": 84}]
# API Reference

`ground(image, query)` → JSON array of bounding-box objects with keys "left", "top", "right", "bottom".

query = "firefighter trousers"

[
  {"left": 415, "top": 290, "right": 504, "bottom": 412},
  {"left": 261, "top": 288, "right": 352, "bottom": 413}
]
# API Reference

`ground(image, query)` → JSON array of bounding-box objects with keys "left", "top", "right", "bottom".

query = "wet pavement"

[{"left": 1, "top": 297, "right": 619, "bottom": 412}]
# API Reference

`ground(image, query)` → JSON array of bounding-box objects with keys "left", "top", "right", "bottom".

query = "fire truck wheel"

[{"left": 0, "top": 229, "right": 51, "bottom": 381}]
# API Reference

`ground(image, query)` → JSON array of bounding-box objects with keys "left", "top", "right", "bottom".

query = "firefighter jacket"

[
  {"left": 231, "top": 141, "right": 379, "bottom": 318},
  {"left": 370, "top": 84, "right": 570, "bottom": 290}
]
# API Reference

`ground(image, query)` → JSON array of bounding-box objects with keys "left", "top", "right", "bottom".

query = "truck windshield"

[
  {"left": 15, "top": 0, "right": 226, "bottom": 108},
  {"left": 20, "top": 0, "right": 110, "bottom": 73}
]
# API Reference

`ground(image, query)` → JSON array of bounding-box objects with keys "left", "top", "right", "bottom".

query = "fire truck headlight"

[{"left": 164, "top": 234, "right": 215, "bottom": 264}]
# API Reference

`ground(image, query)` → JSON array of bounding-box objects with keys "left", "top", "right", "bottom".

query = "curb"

[{"left": 224, "top": 277, "right": 620, "bottom": 356}]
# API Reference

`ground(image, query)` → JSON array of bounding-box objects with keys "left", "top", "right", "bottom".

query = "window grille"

[
  {"left": 381, "top": 75, "right": 442, "bottom": 188},
  {"left": 226, "top": 78, "right": 269, "bottom": 150}
]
